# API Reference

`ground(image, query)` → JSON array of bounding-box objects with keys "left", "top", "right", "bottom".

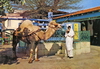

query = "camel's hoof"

[
  {"left": 28, "top": 58, "right": 33, "bottom": 63},
  {"left": 12, "top": 57, "right": 17, "bottom": 60},
  {"left": 28, "top": 61, "right": 33, "bottom": 63},
  {"left": 28, "top": 60, "right": 33, "bottom": 63},
  {"left": 35, "top": 59, "right": 40, "bottom": 61}
]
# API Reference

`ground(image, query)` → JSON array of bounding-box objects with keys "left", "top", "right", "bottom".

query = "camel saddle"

[
  {"left": 19, "top": 20, "right": 41, "bottom": 35},
  {"left": 18, "top": 20, "right": 44, "bottom": 41}
]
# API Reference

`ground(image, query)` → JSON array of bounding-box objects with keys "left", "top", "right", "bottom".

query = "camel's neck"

[
  {"left": 34, "top": 27, "right": 56, "bottom": 41},
  {"left": 44, "top": 27, "right": 56, "bottom": 40}
]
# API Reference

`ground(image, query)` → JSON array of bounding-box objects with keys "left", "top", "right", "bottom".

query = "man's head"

[{"left": 67, "top": 26, "right": 71, "bottom": 30}]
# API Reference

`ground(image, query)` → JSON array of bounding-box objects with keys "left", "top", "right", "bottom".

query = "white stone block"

[
  {"left": 81, "top": 48, "right": 86, "bottom": 53},
  {"left": 80, "top": 42, "right": 85, "bottom": 48},
  {"left": 75, "top": 49, "right": 82, "bottom": 55},
  {"left": 73, "top": 42, "right": 81, "bottom": 49},
  {"left": 80, "top": 42, "right": 90, "bottom": 48},
  {"left": 85, "top": 42, "right": 90, "bottom": 48},
  {"left": 73, "top": 49, "right": 76, "bottom": 56}
]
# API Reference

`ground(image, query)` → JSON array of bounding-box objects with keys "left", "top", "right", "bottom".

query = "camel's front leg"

[
  {"left": 28, "top": 42, "right": 36, "bottom": 63},
  {"left": 28, "top": 49, "right": 34, "bottom": 63},
  {"left": 28, "top": 41, "right": 39, "bottom": 63},
  {"left": 28, "top": 42, "right": 34, "bottom": 63},
  {"left": 28, "top": 47, "right": 39, "bottom": 63}
]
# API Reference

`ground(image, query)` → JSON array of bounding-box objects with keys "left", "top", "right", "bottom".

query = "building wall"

[{"left": 5, "top": 20, "right": 23, "bottom": 30}]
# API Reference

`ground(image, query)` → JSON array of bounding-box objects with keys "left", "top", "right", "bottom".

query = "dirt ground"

[{"left": 0, "top": 45, "right": 100, "bottom": 69}]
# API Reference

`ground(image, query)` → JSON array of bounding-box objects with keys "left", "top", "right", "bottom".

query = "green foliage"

[{"left": 0, "top": 0, "right": 13, "bottom": 15}]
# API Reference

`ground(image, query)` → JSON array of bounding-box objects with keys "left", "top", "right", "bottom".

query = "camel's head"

[{"left": 48, "top": 21, "right": 61, "bottom": 30}]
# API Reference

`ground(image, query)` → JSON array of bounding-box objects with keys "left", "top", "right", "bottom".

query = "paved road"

[{"left": 0, "top": 45, "right": 100, "bottom": 69}]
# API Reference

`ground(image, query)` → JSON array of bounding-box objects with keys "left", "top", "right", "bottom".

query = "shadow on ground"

[
  {"left": 0, "top": 45, "right": 21, "bottom": 65},
  {"left": 0, "top": 42, "right": 64, "bottom": 65}
]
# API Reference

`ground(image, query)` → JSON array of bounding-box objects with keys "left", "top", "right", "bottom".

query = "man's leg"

[{"left": 69, "top": 49, "right": 73, "bottom": 58}]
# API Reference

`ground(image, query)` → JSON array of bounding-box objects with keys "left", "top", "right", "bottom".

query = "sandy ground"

[{"left": 0, "top": 45, "right": 100, "bottom": 69}]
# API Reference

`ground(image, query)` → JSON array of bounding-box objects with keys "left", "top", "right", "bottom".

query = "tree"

[
  {"left": 0, "top": 0, "right": 14, "bottom": 37},
  {"left": 0, "top": 0, "right": 82, "bottom": 18},
  {"left": 12, "top": 0, "right": 82, "bottom": 19}
]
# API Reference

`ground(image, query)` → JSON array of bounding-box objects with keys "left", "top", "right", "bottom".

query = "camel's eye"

[{"left": 55, "top": 25, "right": 58, "bottom": 27}]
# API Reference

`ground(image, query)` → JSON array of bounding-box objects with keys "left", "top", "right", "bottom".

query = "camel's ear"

[
  {"left": 50, "top": 21, "right": 58, "bottom": 25},
  {"left": 49, "top": 21, "right": 53, "bottom": 24}
]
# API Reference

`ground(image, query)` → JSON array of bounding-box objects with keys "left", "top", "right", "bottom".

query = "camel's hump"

[{"left": 22, "top": 20, "right": 33, "bottom": 24}]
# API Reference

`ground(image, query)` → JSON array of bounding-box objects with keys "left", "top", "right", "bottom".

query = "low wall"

[
  {"left": 37, "top": 42, "right": 64, "bottom": 57},
  {"left": 17, "top": 42, "right": 65, "bottom": 57},
  {"left": 73, "top": 41, "right": 90, "bottom": 55},
  {"left": 17, "top": 41, "right": 90, "bottom": 57}
]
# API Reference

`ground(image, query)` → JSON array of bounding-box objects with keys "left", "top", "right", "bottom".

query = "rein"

[
  {"left": 28, "top": 29, "right": 41, "bottom": 35},
  {"left": 48, "top": 25, "right": 59, "bottom": 30},
  {"left": 28, "top": 29, "right": 43, "bottom": 40}
]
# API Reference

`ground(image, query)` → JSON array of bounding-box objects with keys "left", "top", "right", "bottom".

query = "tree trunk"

[{"left": 1, "top": 20, "right": 6, "bottom": 38}]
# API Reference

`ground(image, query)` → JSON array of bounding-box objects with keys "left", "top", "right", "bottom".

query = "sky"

[
  {"left": 5, "top": 0, "right": 100, "bottom": 13},
  {"left": 60, "top": 0, "right": 100, "bottom": 13}
]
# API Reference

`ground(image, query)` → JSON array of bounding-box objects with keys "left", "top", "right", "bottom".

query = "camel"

[{"left": 12, "top": 20, "right": 61, "bottom": 63}]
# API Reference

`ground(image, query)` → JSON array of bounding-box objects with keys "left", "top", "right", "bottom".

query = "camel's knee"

[
  {"left": 35, "top": 47, "right": 38, "bottom": 53},
  {"left": 30, "top": 49, "right": 33, "bottom": 53},
  {"left": 28, "top": 49, "right": 34, "bottom": 63}
]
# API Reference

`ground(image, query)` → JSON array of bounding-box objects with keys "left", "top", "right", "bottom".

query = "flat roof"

[{"left": 53, "top": 6, "right": 100, "bottom": 19}]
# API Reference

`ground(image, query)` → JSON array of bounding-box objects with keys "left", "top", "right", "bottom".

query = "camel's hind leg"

[
  {"left": 12, "top": 38, "right": 19, "bottom": 60},
  {"left": 12, "top": 44, "right": 18, "bottom": 60}
]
